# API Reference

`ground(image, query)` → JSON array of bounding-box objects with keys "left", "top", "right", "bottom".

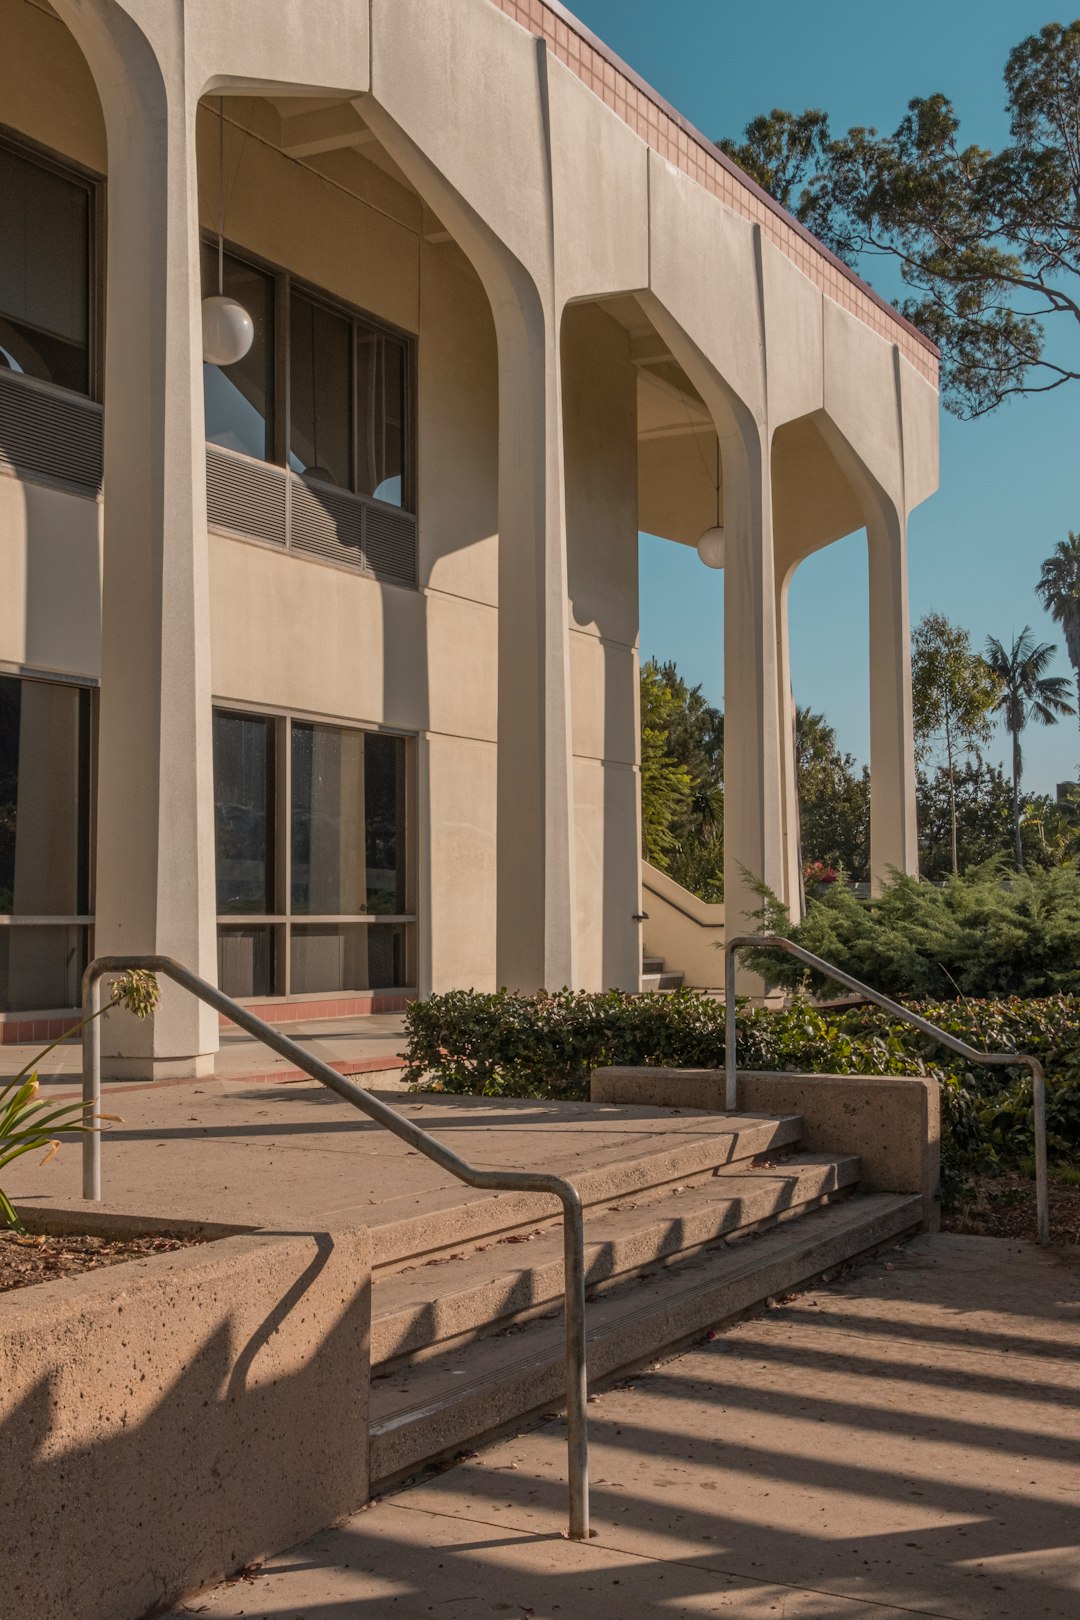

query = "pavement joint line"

[{"left": 379, "top": 1499, "right": 968, "bottom": 1620}]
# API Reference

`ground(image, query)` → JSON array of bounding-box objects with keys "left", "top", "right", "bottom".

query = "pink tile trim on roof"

[{"left": 493, "top": 0, "right": 939, "bottom": 387}]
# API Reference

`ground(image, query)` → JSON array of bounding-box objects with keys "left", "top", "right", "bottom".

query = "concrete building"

[{"left": 0, "top": 0, "right": 938, "bottom": 1076}]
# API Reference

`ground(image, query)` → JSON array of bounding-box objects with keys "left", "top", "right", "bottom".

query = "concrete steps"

[
  {"left": 366, "top": 1106, "right": 923, "bottom": 1489},
  {"left": 641, "top": 951, "right": 684, "bottom": 992},
  {"left": 370, "top": 1191, "right": 921, "bottom": 1487}
]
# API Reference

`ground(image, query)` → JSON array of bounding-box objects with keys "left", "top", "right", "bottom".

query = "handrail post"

[
  {"left": 1031, "top": 1058, "right": 1049, "bottom": 1247},
  {"left": 77, "top": 952, "right": 590, "bottom": 1537},
  {"left": 561, "top": 1190, "right": 589, "bottom": 1539},
  {"left": 724, "top": 942, "right": 738, "bottom": 1111},
  {"left": 81, "top": 966, "right": 102, "bottom": 1201}
]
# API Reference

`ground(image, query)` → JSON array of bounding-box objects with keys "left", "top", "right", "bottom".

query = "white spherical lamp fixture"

[
  {"left": 697, "top": 524, "right": 725, "bottom": 569},
  {"left": 202, "top": 294, "right": 254, "bottom": 366},
  {"left": 202, "top": 97, "right": 253, "bottom": 367}
]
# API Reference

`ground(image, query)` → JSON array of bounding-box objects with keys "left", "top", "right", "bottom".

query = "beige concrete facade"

[{"left": 0, "top": 0, "right": 938, "bottom": 1073}]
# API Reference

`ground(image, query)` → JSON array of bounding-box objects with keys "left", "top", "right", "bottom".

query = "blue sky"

[{"left": 572, "top": 0, "right": 1080, "bottom": 794}]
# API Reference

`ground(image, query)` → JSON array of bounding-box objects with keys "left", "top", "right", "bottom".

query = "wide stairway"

[{"left": 367, "top": 1104, "right": 922, "bottom": 1489}]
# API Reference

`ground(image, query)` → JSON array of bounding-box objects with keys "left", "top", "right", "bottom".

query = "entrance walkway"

[{"left": 169, "top": 1234, "right": 1079, "bottom": 1619}]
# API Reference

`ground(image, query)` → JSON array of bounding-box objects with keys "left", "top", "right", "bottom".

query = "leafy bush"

[
  {"left": 744, "top": 861, "right": 1080, "bottom": 1000},
  {"left": 402, "top": 986, "right": 1080, "bottom": 1201}
]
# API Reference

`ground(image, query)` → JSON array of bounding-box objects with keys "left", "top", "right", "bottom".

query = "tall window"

[
  {"left": 202, "top": 247, "right": 413, "bottom": 511},
  {"left": 0, "top": 138, "right": 94, "bottom": 396},
  {"left": 213, "top": 709, "right": 412, "bottom": 998},
  {"left": 0, "top": 675, "right": 92, "bottom": 1011}
]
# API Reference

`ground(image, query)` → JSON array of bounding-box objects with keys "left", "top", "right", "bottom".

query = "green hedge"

[{"left": 402, "top": 987, "right": 1080, "bottom": 1195}]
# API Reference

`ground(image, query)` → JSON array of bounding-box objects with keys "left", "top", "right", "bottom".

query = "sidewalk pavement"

[
  {"left": 168, "top": 1234, "right": 1079, "bottom": 1620},
  {"left": 1, "top": 1010, "right": 410, "bottom": 1092}
]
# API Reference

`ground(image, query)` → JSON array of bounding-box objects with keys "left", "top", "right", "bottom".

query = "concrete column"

[
  {"left": 868, "top": 503, "right": 918, "bottom": 888},
  {"left": 774, "top": 567, "right": 804, "bottom": 921},
  {"left": 493, "top": 296, "right": 577, "bottom": 992},
  {"left": 57, "top": 3, "right": 219, "bottom": 1075},
  {"left": 723, "top": 432, "right": 787, "bottom": 941}
]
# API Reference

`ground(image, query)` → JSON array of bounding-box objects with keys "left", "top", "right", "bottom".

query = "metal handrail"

[
  {"left": 80, "top": 955, "right": 589, "bottom": 1539},
  {"left": 724, "top": 934, "right": 1050, "bottom": 1247}
]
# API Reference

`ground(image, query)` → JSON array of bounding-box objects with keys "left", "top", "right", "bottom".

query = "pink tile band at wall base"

[
  {"left": 218, "top": 993, "right": 416, "bottom": 1029},
  {"left": 1, "top": 1015, "right": 84, "bottom": 1045},
  {"left": 494, "top": 0, "right": 939, "bottom": 386}
]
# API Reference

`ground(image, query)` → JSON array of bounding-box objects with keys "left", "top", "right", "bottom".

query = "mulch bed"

[
  {"left": 0, "top": 1229, "right": 206, "bottom": 1293},
  {"left": 943, "top": 1171, "right": 1080, "bottom": 1247}
]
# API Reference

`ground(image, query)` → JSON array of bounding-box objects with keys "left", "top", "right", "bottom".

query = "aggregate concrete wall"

[{"left": 0, "top": 1213, "right": 372, "bottom": 1620}]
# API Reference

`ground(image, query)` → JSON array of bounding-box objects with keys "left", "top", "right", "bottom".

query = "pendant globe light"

[
  {"left": 697, "top": 433, "right": 724, "bottom": 569},
  {"left": 202, "top": 99, "right": 254, "bottom": 367}
]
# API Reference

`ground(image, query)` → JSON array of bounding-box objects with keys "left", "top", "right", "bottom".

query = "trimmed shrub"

[{"left": 402, "top": 986, "right": 1080, "bottom": 1198}]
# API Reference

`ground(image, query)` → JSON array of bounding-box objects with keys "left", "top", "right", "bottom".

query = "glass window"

[
  {"left": 364, "top": 732, "right": 407, "bottom": 914},
  {"left": 291, "top": 722, "right": 366, "bottom": 915},
  {"left": 217, "top": 925, "right": 274, "bottom": 1000},
  {"left": 202, "top": 245, "right": 275, "bottom": 461},
  {"left": 212, "top": 711, "right": 275, "bottom": 914},
  {"left": 289, "top": 291, "right": 352, "bottom": 488},
  {"left": 357, "top": 330, "right": 406, "bottom": 506},
  {"left": 0, "top": 142, "right": 92, "bottom": 395},
  {"left": 0, "top": 675, "right": 90, "bottom": 917},
  {"left": 291, "top": 922, "right": 406, "bottom": 994}
]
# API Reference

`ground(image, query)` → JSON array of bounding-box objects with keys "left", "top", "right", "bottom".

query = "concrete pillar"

[
  {"left": 774, "top": 567, "right": 804, "bottom": 921},
  {"left": 723, "top": 431, "right": 787, "bottom": 940},
  {"left": 868, "top": 503, "right": 918, "bottom": 889},
  {"left": 56, "top": 3, "right": 219, "bottom": 1075},
  {"left": 493, "top": 296, "right": 577, "bottom": 992}
]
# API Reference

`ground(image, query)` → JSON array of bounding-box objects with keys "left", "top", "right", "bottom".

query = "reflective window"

[
  {"left": 289, "top": 292, "right": 352, "bottom": 488},
  {"left": 213, "top": 709, "right": 412, "bottom": 998},
  {"left": 357, "top": 329, "right": 406, "bottom": 506},
  {"left": 0, "top": 674, "right": 91, "bottom": 1012},
  {"left": 212, "top": 711, "right": 275, "bottom": 915},
  {"left": 202, "top": 245, "right": 275, "bottom": 461},
  {"left": 0, "top": 676, "right": 90, "bottom": 917},
  {"left": 0, "top": 142, "right": 92, "bottom": 395}
]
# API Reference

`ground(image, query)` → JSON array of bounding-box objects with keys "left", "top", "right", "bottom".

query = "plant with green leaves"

[
  {"left": 985, "top": 628, "right": 1074, "bottom": 868},
  {"left": 1036, "top": 532, "right": 1080, "bottom": 738},
  {"left": 0, "top": 970, "right": 159, "bottom": 1233},
  {"left": 911, "top": 613, "right": 1000, "bottom": 876}
]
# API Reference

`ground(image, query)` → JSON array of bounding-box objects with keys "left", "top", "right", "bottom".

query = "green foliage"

[
  {"left": 742, "top": 862, "right": 1080, "bottom": 1000},
  {"left": 1037, "top": 532, "right": 1080, "bottom": 732},
  {"left": 795, "top": 706, "right": 870, "bottom": 882},
  {"left": 718, "top": 21, "right": 1080, "bottom": 418},
  {"left": 639, "top": 660, "right": 724, "bottom": 897},
  {"left": 402, "top": 985, "right": 1079, "bottom": 1201},
  {"left": 985, "top": 628, "right": 1074, "bottom": 868},
  {"left": 0, "top": 970, "right": 159, "bottom": 1233}
]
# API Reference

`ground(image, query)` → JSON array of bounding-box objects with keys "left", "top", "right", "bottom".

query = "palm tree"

[
  {"left": 1036, "top": 533, "right": 1080, "bottom": 743},
  {"left": 984, "top": 629, "right": 1075, "bottom": 869}
]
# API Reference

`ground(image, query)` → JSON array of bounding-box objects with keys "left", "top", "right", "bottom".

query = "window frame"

[
  {"left": 0, "top": 122, "right": 105, "bottom": 404},
  {"left": 212, "top": 701, "right": 417, "bottom": 999},
  {"left": 202, "top": 234, "right": 417, "bottom": 515}
]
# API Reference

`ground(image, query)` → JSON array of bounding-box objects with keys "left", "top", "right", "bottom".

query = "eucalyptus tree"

[
  {"left": 984, "top": 628, "right": 1074, "bottom": 867},
  {"left": 719, "top": 20, "right": 1080, "bottom": 418},
  {"left": 911, "top": 612, "right": 999, "bottom": 875}
]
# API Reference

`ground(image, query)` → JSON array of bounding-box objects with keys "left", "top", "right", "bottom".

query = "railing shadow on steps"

[
  {"left": 724, "top": 934, "right": 1050, "bottom": 1247},
  {"left": 79, "top": 954, "right": 590, "bottom": 1539}
]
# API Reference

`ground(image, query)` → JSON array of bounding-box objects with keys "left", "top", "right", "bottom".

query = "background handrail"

[
  {"left": 724, "top": 933, "right": 1050, "bottom": 1247},
  {"left": 80, "top": 954, "right": 589, "bottom": 1539}
]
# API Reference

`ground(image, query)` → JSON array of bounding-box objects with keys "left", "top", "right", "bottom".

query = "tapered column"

[
  {"left": 774, "top": 568, "right": 804, "bottom": 920},
  {"left": 723, "top": 432, "right": 787, "bottom": 941},
  {"left": 494, "top": 296, "right": 576, "bottom": 992},
  {"left": 61, "top": 6, "right": 219, "bottom": 1076},
  {"left": 868, "top": 504, "right": 918, "bottom": 888}
]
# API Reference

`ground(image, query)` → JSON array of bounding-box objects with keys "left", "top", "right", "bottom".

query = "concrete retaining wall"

[
  {"left": 591, "top": 1067, "right": 940, "bottom": 1228},
  {"left": 0, "top": 1205, "right": 371, "bottom": 1620}
]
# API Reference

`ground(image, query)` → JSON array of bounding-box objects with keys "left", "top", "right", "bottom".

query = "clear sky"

[{"left": 572, "top": 0, "right": 1080, "bottom": 795}]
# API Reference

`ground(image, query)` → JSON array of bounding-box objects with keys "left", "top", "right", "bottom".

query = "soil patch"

[
  {"left": 0, "top": 1228, "right": 206, "bottom": 1293},
  {"left": 944, "top": 1171, "right": 1080, "bottom": 1246}
]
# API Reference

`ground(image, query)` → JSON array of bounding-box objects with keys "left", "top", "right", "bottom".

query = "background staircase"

[
  {"left": 367, "top": 1106, "right": 922, "bottom": 1489},
  {"left": 640, "top": 951, "right": 684, "bottom": 991}
]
